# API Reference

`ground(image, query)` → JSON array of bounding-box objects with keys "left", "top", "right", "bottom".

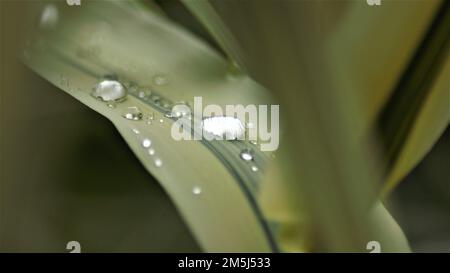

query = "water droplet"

[
  {"left": 250, "top": 140, "right": 257, "bottom": 145},
  {"left": 251, "top": 165, "right": 259, "bottom": 172},
  {"left": 148, "top": 148, "right": 155, "bottom": 155},
  {"left": 40, "top": 4, "right": 59, "bottom": 29},
  {"left": 153, "top": 74, "right": 169, "bottom": 86},
  {"left": 159, "top": 119, "right": 164, "bottom": 123},
  {"left": 240, "top": 149, "right": 254, "bottom": 161},
  {"left": 142, "top": 138, "right": 152, "bottom": 148},
  {"left": 192, "top": 186, "right": 202, "bottom": 195},
  {"left": 154, "top": 158, "right": 163, "bottom": 167},
  {"left": 107, "top": 102, "right": 116, "bottom": 108},
  {"left": 146, "top": 113, "right": 154, "bottom": 124},
  {"left": 92, "top": 79, "right": 127, "bottom": 102},
  {"left": 171, "top": 102, "right": 191, "bottom": 118},
  {"left": 202, "top": 116, "right": 245, "bottom": 140},
  {"left": 132, "top": 128, "right": 140, "bottom": 134},
  {"left": 122, "top": 107, "right": 143, "bottom": 121}
]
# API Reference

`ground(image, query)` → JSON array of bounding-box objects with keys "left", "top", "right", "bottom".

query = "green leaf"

[{"left": 22, "top": 0, "right": 277, "bottom": 252}]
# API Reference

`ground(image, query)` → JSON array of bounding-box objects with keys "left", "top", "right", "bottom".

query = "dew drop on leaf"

[
  {"left": 240, "top": 149, "right": 254, "bottom": 161},
  {"left": 192, "top": 186, "right": 202, "bottom": 195},
  {"left": 142, "top": 138, "right": 152, "bottom": 148},
  {"left": 154, "top": 158, "right": 163, "bottom": 167},
  {"left": 122, "top": 107, "right": 143, "bottom": 121},
  {"left": 92, "top": 79, "right": 127, "bottom": 102},
  {"left": 171, "top": 102, "right": 191, "bottom": 118}
]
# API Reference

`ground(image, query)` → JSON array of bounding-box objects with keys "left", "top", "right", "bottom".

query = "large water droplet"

[
  {"left": 122, "top": 107, "right": 143, "bottom": 121},
  {"left": 202, "top": 116, "right": 245, "bottom": 140},
  {"left": 192, "top": 186, "right": 202, "bottom": 195},
  {"left": 240, "top": 149, "right": 254, "bottom": 161},
  {"left": 92, "top": 79, "right": 127, "bottom": 102}
]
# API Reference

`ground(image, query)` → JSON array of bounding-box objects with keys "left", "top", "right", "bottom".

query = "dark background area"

[{"left": 390, "top": 127, "right": 450, "bottom": 252}]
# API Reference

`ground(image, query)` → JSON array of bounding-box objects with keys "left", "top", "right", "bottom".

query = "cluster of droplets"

[
  {"left": 126, "top": 81, "right": 174, "bottom": 114},
  {"left": 132, "top": 133, "right": 162, "bottom": 168},
  {"left": 90, "top": 76, "right": 219, "bottom": 197}
]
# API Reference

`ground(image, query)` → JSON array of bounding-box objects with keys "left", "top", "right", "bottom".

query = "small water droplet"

[
  {"left": 250, "top": 140, "right": 258, "bottom": 145},
  {"left": 148, "top": 148, "right": 155, "bottom": 155},
  {"left": 240, "top": 149, "right": 254, "bottom": 161},
  {"left": 251, "top": 165, "right": 259, "bottom": 172},
  {"left": 153, "top": 74, "right": 169, "bottom": 86},
  {"left": 146, "top": 113, "right": 154, "bottom": 124},
  {"left": 154, "top": 158, "right": 163, "bottom": 167},
  {"left": 92, "top": 79, "right": 127, "bottom": 102},
  {"left": 122, "top": 107, "right": 143, "bottom": 121},
  {"left": 159, "top": 119, "right": 164, "bottom": 123},
  {"left": 142, "top": 138, "right": 152, "bottom": 148},
  {"left": 132, "top": 128, "right": 140, "bottom": 134},
  {"left": 192, "top": 186, "right": 202, "bottom": 195},
  {"left": 171, "top": 102, "right": 191, "bottom": 118},
  {"left": 107, "top": 102, "right": 116, "bottom": 108},
  {"left": 202, "top": 116, "right": 245, "bottom": 140}
]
